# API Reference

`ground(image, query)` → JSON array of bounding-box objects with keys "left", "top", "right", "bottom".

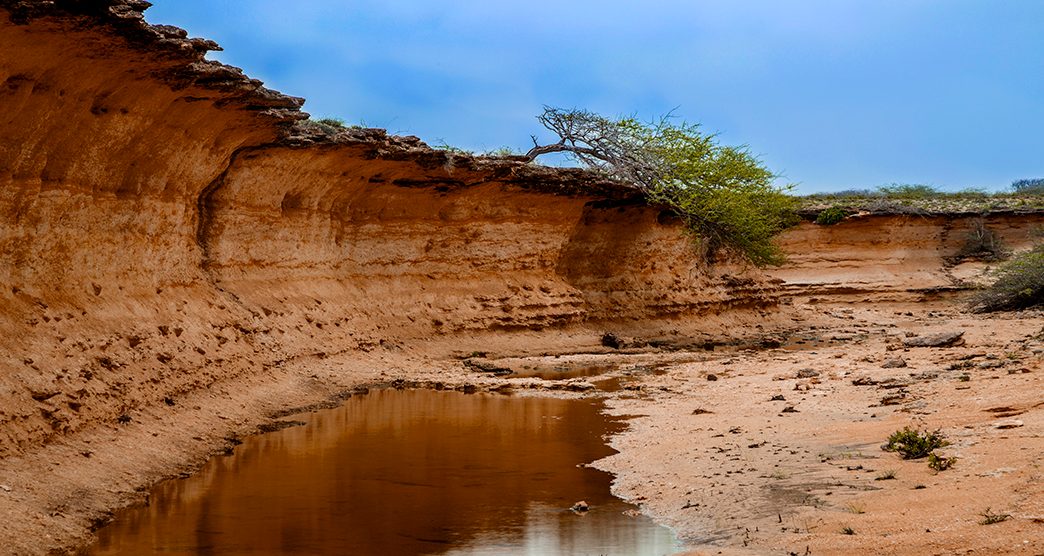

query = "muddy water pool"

[{"left": 89, "top": 389, "right": 679, "bottom": 555}]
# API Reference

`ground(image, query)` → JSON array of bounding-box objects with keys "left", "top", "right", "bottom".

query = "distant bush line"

[
  {"left": 806, "top": 180, "right": 1044, "bottom": 202},
  {"left": 802, "top": 181, "right": 1044, "bottom": 222}
]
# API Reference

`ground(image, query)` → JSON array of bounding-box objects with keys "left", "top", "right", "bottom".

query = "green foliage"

[
  {"left": 484, "top": 146, "right": 520, "bottom": 157},
  {"left": 802, "top": 185, "right": 1044, "bottom": 217},
  {"left": 970, "top": 243, "right": 1044, "bottom": 312},
  {"left": 883, "top": 427, "right": 949, "bottom": 459},
  {"left": 815, "top": 206, "right": 848, "bottom": 226},
  {"left": 640, "top": 120, "right": 799, "bottom": 266},
  {"left": 831, "top": 189, "right": 877, "bottom": 197},
  {"left": 433, "top": 140, "right": 474, "bottom": 155},
  {"left": 979, "top": 508, "right": 1010, "bottom": 525},
  {"left": 877, "top": 183, "right": 939, "bottom": 199},
  {"left": 315, "top": 117, "right": 346, "bottom": 128},
  {"left": 1012, "top": 178, "right": 1044, "bottom": 195},
  {"left": 810, "top": 183, "right": 1044, "bottom": 203},
  {"left": 805, "top": 189, "right": 877, "bottom": 200},
  {"left": 927, "top": 452, "right": 957, "bottom": 471},
  {"left": 527, "top": 107, "right": 798, "bottom": 266},
  {"left": 308, "top": 116, "right": 361, "bottom": 134}
]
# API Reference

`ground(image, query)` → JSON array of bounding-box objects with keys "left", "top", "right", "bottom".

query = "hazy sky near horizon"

[{"left": 146, "top": 1, "right": 1043, "bottom": 194}]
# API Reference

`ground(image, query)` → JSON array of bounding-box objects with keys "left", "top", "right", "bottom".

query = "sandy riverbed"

[{"left": 3, "top": 300, "right": 1038, "bottom": 555}]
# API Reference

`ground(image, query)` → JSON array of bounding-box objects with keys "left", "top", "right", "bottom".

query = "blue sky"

[{"left": 146, "top": 1, "right": 1043, "bottom": 194}]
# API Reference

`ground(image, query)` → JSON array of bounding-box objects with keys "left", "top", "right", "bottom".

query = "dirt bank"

[
  {"left": 1, "top": 2, "right": 1042, "bottom": 555},
  {"left": 0, "top": 0, "right": 780, "bottom": 460},
  {"left": 770, "top": 215, "right": 1042, "bottom": 301}
]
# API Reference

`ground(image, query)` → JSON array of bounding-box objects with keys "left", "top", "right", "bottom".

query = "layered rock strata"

[
  {"left": 772, "top": 213, "right": 1042, "bottom": 301},
  {"left": 0, "top": 1, "right": 778, "bottom": 458}
]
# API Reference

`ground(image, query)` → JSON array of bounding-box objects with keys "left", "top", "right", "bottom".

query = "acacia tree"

[{"left": 524, "top": 106, "right": 798, "bottom": 266}]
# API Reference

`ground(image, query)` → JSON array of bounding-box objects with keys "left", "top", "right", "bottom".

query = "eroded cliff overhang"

[
  {"left": 1, "top": 0, "right": 643, "bottom": 200},
  {"left": 0, "top": 0, "right": 780, "bottom": 461}
]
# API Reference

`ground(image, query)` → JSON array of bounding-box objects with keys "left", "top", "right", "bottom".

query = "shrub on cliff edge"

[
  {"left": 815, "top": 206, "right": 848, "bottom": 226},
  {"left": 523, "top": 107, "right": 798, "bottom": 266}
]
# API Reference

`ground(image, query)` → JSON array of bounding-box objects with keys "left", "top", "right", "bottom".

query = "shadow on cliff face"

[{"left": 556, "top": 201, "right": 652, "bottom": 283}]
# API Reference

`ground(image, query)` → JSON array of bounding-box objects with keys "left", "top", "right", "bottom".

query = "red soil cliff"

[{"left": 0, "top": 1, "right": 779, "bottom": 459}]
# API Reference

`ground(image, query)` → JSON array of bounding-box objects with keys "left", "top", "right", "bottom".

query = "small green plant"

[
  {"left": 883, "top": 427, "right": 949, "bottom": 459},
  {"left": 840, "top": 526, "right": 856, "bottom": 535},
  {"left": 484, "top": 146, "right": 520, "bottom": 157},
  {"left": 433, "top": 140, "right": 474, "bottom": 155},
  {"left": 927, "top": 452, "right": 957, "bottom": 471},
  {"left": 874, "top": 469, "right": 897, "bottom": 481},
  {"left": 979, "top": 507, "right": 1011, "bottom": 525},
  {"left": 815, "top": 206, "right": 848, "bottom": 226},
  {"left": 807, "top": 188, "right": 877, "bottom": 199},
  {"left": 315, "top": 117, "right": 346, "bottom": 128},
  {"left": 955, "top": 187, "right": 989, "bottom": 198}
]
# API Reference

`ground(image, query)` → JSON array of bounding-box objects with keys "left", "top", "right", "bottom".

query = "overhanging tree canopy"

[{"left": 524, "top": 107, "right": 798, "bottom": 266}]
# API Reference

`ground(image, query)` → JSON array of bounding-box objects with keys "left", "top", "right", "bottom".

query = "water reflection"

[{"left": 90, "top": 390, "right": 678, "bottom": 555}]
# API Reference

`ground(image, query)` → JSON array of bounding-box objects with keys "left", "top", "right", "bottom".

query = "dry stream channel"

[{"left": 88, "top": 382, "right": 681, "bottom": 555}]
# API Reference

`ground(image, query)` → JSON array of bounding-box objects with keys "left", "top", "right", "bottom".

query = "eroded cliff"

[
  {"left": 4, "top": 4, "right": 1044, "bottom": 555},
  {"left": 771, "top": 212, "right": 1043, "bottom": 301},
  {"left": 0, "top": 1, "right": 780, "bottom": 460}
]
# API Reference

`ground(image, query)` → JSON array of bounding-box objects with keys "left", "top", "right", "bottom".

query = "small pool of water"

[{"left": 89, "top": 390, "right": 679, "bottom": 555}]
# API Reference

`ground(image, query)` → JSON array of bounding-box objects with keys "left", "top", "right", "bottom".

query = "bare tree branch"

[
  {"left": 522, "top": 106, "right": 670, "bottom": 192},
  {"left": 524, "top": 142, "right": 608, "bottom": 163}
]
